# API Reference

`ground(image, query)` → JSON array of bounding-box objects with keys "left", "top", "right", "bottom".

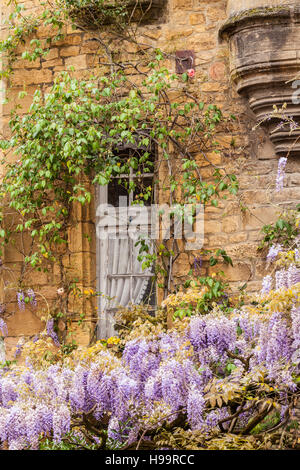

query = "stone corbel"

[{"left": 220, "top": 1, "right": 300, "bottom": 156}]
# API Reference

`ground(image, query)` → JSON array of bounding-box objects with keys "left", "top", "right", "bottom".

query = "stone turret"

[{"left": 221, "top": 0, "right": 300, "bottom": 155}]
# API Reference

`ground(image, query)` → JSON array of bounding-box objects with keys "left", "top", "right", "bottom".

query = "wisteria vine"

[{"left": 0, "top": 261, "right": 299, "bottom": 449}]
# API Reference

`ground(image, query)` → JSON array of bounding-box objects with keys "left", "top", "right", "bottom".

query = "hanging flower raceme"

[
  {"left": 46, "top": 318, "right": 60, "bottom": 347},
  {"left": 275, "top": 156, "right": 288, "bottom": 191},
  {"left": 267, "top": 244, "right": 282, "bottom": 263},
  {"left": 27, "top": 289, "right": 37, "bottom": 307},
  {"left": 17, "top": 291, "right": 25, "bottom": 311},
  {"left": 287, "top": 264, "right": 300, "bottom": 287},
  {"left": 0, "top": 286, "right": 298, "bottom": 449},
  {"left": 275, "top": 269, "right": 288, "bottom": 290},
  {"left": 0, "top": 318, "right": 8, "bottom": 337},
  {"left": 261, "top": 274, "right": 273, "bottom": 295}
]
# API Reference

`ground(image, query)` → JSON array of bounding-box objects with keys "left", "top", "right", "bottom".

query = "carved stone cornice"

[{"left": 220, "top": 5, "right": 300, "bottom": 156}]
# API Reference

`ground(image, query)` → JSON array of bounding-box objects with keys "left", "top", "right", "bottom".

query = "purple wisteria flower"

[
  {"left": 17, "top": 291, "right": 25, "bottom": 311},
  {"left": 261, "top": 274, "right": 272, "bottom": 295},
  {"left": 14, "top": 339, "right": 25, "bottom": 358},
  {"left": 287, "top": 264, "right": 300, "bottom": 287},
  {"left": 193, "top": 256, "right": 202, "bottom": 275},
  {"left": 27, "top": 289, "right": 37, "bottom": 308},
  {"left": 234, "top": 312, "right": 260, "bottom": 341},
  {"left": 275, "top": 157, "right": 287, "bottom": 192},
  {"left": 291, "top": 306, "right": 300, "bottom": 355},
  {"left": 275, "top": 269, "right": 288, "bottom": 290},
  {"left": 289, "top": 120, "right": 298, "bottom": 132},
  {"left": 267, "top": 244, "right": 282, "bottom": 263},
  {"left": 187, "top": 387, "right": 205, "bottom": 430},
  {"left": 46, "top": 318, "right": 60, "bottom": 347},
  {"left": 0, "top": 301, "right": 298, "bottom": 449},
  {"left": 53, "top": 404, "right": 71, "bottom": 442},
  {"left": 0, "top": 318, "right": 8, "bottom": 337}
]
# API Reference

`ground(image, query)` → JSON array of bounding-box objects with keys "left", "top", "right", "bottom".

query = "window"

[{"left": 96, "top": 147, "right": 156, "bottom": 338}]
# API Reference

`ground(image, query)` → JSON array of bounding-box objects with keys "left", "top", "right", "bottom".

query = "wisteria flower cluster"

[
  {"left": 0, "top": 276, "right": 298, "bottom": 450},
  {"left": 0, "top": 318, "right": 8, "bottom": 337},
  {"left": 46, "top": 319, "right": 60, "bottom": 347},
  {"left": 17, "top": 289, "right": 37, "bottom": 311},
  {"left": 275, "top": 157, "right": 288, "bottom": 192}
]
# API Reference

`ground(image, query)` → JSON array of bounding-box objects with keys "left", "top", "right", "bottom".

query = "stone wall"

[{"left": 0, "top": 0, "right": 300, "bottom": 356}]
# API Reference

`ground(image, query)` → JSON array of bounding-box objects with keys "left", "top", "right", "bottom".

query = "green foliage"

[
  {"left": 58, "top": 0, "right": 129, "bottom": 29},
  {"left": 60, "top": 340, "right": 78, "bottom": 355},
  {"left": 154, "top": 428, "right": 260, "bottom": 450},
  {"left": 0, "top": 59, "right": 238, "bottom": 287},
  {"left": 259, "top": 207, "right": 300, "bottom": 249},
  {"left": 172, "top": 277, "right": 231, "bottom": 320},
  {"left": 0, "top": 0, "right": 239, "bottom": 302},
  {"left": 251, "top": 411, "right": 280, "bottom": 435},
  {"left": 0, "top": 1, "right": 65, "bottom": 79},
  {"left": 0, "top": 0, "right": 164, "bottom": 81},
  {"left": 208, "top": 248, "right": 233, "bottom": 267},
  {"left": 171, "top": 248, "right": 234, "bottom": 320},
  {"left": 39, "top": 431, "right": 99, "bottom": 450},
  {"left": 197, "top": 276, "right": 230, "bottom": 312},
  {"left": 114, "top": 304, "right": 168, "bottom": 345},
  {"left": 0, "top": 360, "right": 17, "bottom": 369}
]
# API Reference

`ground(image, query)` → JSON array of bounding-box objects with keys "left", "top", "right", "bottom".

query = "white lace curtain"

[
  {"left": 107, "top": 237, "right": 151, "bottom": 309},
  {"left": 97, "top": 206, "right": 153, "bottom": 338}
]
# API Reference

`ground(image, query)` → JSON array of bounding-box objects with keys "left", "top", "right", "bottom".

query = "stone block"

[
  {"left": 60, "top": 46, "right": 81, "bottom": 57},
  {"left": 172, "top": 0, "right": 193, "bottom": 9},
  {"left": 55, "top": 34, "right": 82, "bottom": 47},
  {"left": 209, "top": 62, "right": 226, "bottom": 81},
  {"left": 210, "top": 262, "right": 252, "bottom": 282},
  {"left": 221, "top": 215, "right": 240, "bottom": 233},
  {"left": 42, "top": 48, "right": 59, "bottom": 60},
  {"left": 42, "top": 58, "right": 63, "bottom": 68},
  {"left": 12, "top": 69, "right": 53, "bottom": 86},
  {"left": 2, "top": 85, "right": 38, "bottom": 115},
  {"left": 242, "top": 206, "right": 278, "bottom": 231},
  {"left": 6, "top": 309, "right": 45, "bottom": 337},
  {"left": 65, "top": 55, "right": 87, "bottom": 70},
  {"left": 204, "top": 220, "right": 221, "bottom": 234},
  {"left": 225, "top": 242, "right": 261, "bottom": 259},
  {"left": 189, "top": 13, "right": 205, "bottom": 25},
  {"left": 206, "top": 6, "right": 227, "bottom": 22}
]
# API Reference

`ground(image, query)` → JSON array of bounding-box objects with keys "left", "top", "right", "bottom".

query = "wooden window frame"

[{"left": 96, "top": 148, "right": 156, "bottom": 338}]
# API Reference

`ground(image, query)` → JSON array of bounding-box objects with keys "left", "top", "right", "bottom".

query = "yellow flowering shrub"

[
  {"left": 161, "top": 283, "right": 208, "bottom": 323},
  {"left": 20, "top": 334, "right": 62, "bottom": 368}
]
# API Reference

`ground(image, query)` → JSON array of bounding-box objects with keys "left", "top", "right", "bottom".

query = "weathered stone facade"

[{"left": 1, "top": 0, "right": 300, "bottom": 357}]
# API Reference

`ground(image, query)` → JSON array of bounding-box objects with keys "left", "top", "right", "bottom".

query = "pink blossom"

[{"left": 187, "top": 68, "right": 195, "bottom": 78}]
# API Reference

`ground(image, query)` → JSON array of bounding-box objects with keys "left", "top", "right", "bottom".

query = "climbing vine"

[{"left": 0, "top": 0, "right": 239, "bottom": 346}]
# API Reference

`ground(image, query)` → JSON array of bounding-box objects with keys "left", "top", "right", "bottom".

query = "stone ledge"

[{"left": 219, "top": 6, "right": 291, "bottom": 39}]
